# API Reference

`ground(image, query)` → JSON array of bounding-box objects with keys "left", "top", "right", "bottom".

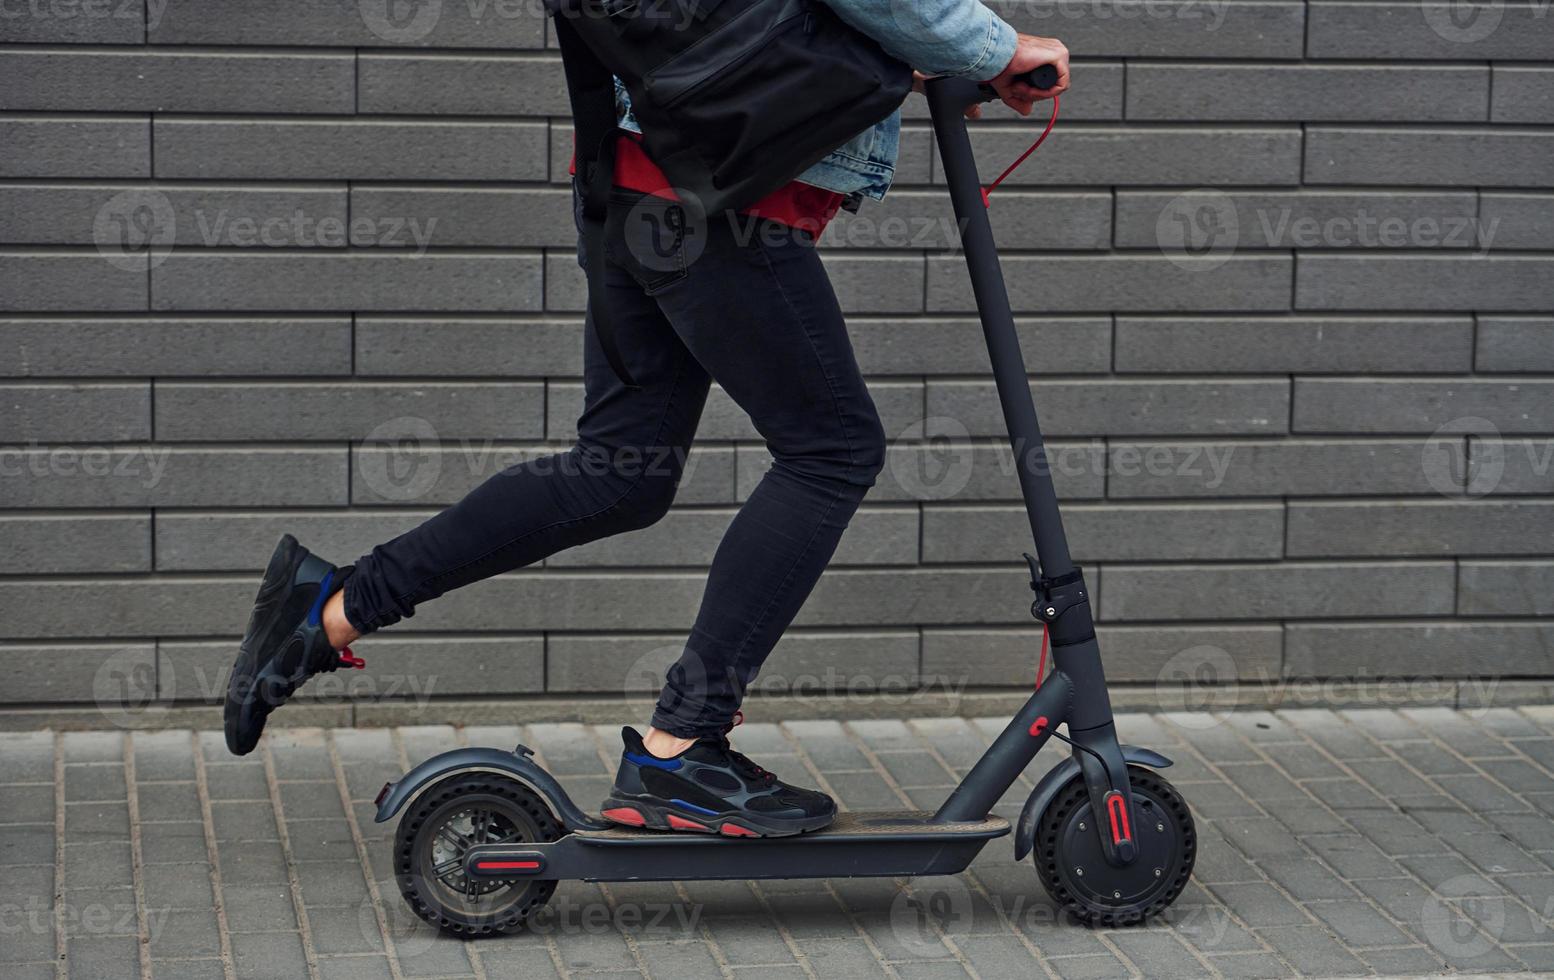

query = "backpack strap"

[{"left": 554, "top": 14, "right": 639, "bottom": 389}]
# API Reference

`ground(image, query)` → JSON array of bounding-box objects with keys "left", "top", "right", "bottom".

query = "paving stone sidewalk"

[{"left": 8, "top": 707, "right": 1554, "bottom": 979}]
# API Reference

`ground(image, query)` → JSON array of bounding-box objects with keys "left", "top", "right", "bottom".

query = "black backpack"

[{"left": 548, "top": 0, "right": 913, "bottom": 384}]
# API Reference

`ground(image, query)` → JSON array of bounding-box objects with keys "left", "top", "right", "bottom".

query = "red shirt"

[{"left": 572, "top": 133, "right": 846, "bottom": 236}]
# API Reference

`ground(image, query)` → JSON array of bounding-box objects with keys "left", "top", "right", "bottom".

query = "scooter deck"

[
  {"left": 577, "top": 810, "right": 1008, "bottom": 845},
  {"left": 464, "top": 811, "right": 1010, "bottom": 883}
]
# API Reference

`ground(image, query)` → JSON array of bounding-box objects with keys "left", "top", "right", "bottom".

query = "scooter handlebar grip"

[
  {"left": 1019, "top": 64, "right": 1060, "bottom": 91},
  {"left": 974, "top": 64, "right": 1061, "bottom": 103}
]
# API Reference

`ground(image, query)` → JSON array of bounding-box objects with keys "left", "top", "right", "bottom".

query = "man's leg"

[
  {"left": 596, "top": 197, "right": 883, "bottom": 836},
  {"left": 339, "top": 221, "right": 713, "bottom": 636},
  {"left": 643, "top": 210, "right": 888, "bottom": 740},
  {"left": 225, "top": 190, "right": 713, "bottom": 754}
]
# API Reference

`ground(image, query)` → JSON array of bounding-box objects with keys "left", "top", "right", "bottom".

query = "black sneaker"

[
  {"left": 601, "top": 726, "right": 837, "bottom": 838},
  {"left": 224, "top": 535, "right": 364, "bottom": 756}
]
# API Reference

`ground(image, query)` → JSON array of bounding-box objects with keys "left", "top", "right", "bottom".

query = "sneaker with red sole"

[{"left": 600, "top": 725, "right": 836, "bottom": 838}]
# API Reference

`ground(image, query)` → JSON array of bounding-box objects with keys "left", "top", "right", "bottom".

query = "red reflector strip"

[
  {"left": 476, "top": 860, "right": 541, "bottom": 871},
  {"left": 1105, "top": 792, "right": 1132, "bottom": 845},
  {"left": 374, "top": 782, "right": 391, "bottom": 807}
]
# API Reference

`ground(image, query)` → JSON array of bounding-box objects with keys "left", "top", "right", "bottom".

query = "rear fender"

[{"left": 372, "top": 745, "right": 610, "bottom": 833}]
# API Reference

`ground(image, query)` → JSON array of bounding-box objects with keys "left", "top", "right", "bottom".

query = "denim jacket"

[{"left": 615, "top": 0, "right": 1017, "bottom": 201}]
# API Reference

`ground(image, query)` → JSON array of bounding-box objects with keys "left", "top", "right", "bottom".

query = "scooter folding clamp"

[{"left": 1025, "top": 557, "right": 1090, "bottom": 625}]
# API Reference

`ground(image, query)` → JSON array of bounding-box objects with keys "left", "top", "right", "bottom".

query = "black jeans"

[{"left": 343, "top": 188, "right": 886, "bottom": 738}]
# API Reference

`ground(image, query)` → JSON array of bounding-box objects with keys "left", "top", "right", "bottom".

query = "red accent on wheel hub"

[{"left": 1105, "top": 791, "right": 1132, "bottom": 845}]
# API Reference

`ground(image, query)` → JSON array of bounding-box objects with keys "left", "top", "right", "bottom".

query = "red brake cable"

[
  {"left": 981, "top": 96, "right": 1060, "bottom": 208},
  {"left": 1034, "top": 622, "right": 1050, "bottom": 690}
]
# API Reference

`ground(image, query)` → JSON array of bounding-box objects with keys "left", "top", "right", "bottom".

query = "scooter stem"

[
  {"left": 923, "top": 80, "right": 1138, "bottom": 867},
  {"left": 924, "top": 76, "right": 1076, "bottom": 578}
]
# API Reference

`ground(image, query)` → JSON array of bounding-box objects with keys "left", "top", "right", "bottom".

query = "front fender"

[
  {"left": 372, "top": 745, "right": 609, "bottom": 833},
  {"left": 1012, "top": 745, "right": 1173, "bottom": 861}
]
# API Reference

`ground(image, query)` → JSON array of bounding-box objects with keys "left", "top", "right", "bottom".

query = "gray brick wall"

[{"left": 1, "top": 0, "right": 1551, "bottom": 720}]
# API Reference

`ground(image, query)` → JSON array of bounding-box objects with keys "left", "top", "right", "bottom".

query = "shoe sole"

[{"left": 600, "top": 796, "right": 836, "bottom": 839}]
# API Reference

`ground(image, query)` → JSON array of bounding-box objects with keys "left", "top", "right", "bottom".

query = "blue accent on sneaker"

[
  {"left": 625, "top": 751, "right": 683, "bottom": 771},
  {"left": 671, "top": 798, "right": 719, "bottom": 816},
  {"left": 307, "top": 570, "right": 334, "bottom": 627}
]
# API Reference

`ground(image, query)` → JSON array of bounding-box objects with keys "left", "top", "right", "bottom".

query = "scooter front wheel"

[
  {"left": 394, "top": 772, "right": 561, "bottom": 937},
  {"left": 1033, "top": 765, "right": 1195, "bottom": 926}
]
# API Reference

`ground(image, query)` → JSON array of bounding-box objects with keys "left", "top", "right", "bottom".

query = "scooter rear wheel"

[
  {"left": 1033, "top": 764, "right": 1195, "bottom": 926},
  {"left": 394, "top": 772, "right": 561, "bottom": 937}
]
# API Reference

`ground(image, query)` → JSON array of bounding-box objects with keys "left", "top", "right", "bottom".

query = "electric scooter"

[{"left": 370, "top": 67, "right": 1197, "bottom": 937}]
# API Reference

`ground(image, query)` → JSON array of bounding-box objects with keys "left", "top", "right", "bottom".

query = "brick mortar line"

[
  {"left": 729, "top": 881, "right": 823, "bottom": 980},
  {"left": 1423, "top": 707, "right": 1554, "bottom": 817},
  {"left": 325, "top": 729, "right": 408, "bottom": 980},
  {"left": 1205, "top": 714, "right": 1448, "bottom": 956},
  {"left": 1149, "top": 718, "right": 1353, "bottom": 972},
  {"left": 189, "top": 731, "right": 241, "bottom": 980},
  {"left": 122, "top": 733, "right": 155, "bottom": 980},
  {"left": 52, "top": 732, "right": 66, "bottom": 980},
  {"left": 260, "top": 740, "right": 325, "bottom": 980},
  {"left": 825, "top": 720, "right": 1054, "bottom": 980},
  {"left": 582, "top": 725, "right": 741, "bottom": 979}
]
